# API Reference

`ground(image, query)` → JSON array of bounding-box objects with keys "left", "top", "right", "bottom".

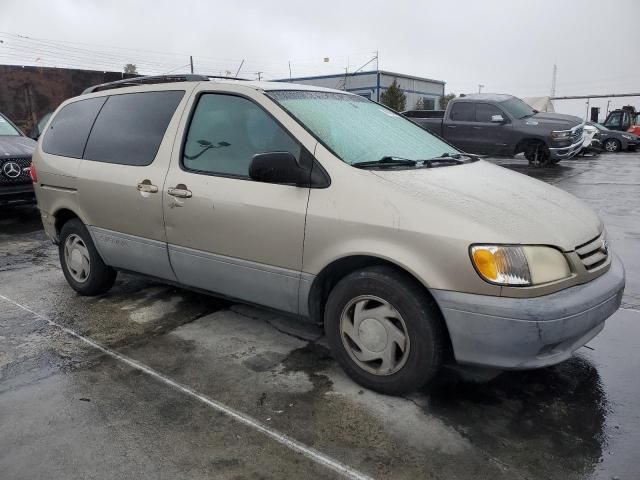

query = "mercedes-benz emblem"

[{"left": 2, "top": 161, "right": 22, "bottom": 179}]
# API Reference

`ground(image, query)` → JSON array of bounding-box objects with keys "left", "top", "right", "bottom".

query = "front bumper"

[
  {"left": 0, "top": 183, "right": 35, "bottom": 206},
  {"left": 431, "top": 254, "right": 625, "bottom": 369},
  {"left": 549, "top": 134, "right": 585, "bottom": 160}
]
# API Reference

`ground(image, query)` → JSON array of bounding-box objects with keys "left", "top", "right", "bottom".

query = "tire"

[
  {"left": 59, "top": 218, "right": 117, "bottom": 295},
  {"left": 603, "top": 138, "right": 621, "bottom": 152},
  {"left": 524, "top": 142, "right": 551, "bottom": 166},
  {"left": 324, "top": 265, "right": 445, "bottom": 395}
]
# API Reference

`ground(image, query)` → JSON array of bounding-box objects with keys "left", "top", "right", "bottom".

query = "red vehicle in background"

[
  {"left": 628, "top": 111, "right": 640, "bottom": 136},
  {"left": 603, "top": 105, "right": 636, "bottom": 132}
]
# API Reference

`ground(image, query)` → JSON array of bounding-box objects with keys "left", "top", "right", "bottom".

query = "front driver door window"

[{"left": 182, "top": 94, "right": 301, "bottom": 177}]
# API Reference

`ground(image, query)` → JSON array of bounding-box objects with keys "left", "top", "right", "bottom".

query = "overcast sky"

[{"left": 1, "top": 0, "right": 639, "bottom": 117}]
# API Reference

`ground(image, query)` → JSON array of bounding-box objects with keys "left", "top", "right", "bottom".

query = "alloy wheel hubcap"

[
  {"left": 339, "top": 295, "right": 410, "bottom": 376},
  {"left": 64, "top": 234, "right": 91, "bottom": 283},
  {"left": 605, "top": 141, "right": 617, "bottom": 151}
]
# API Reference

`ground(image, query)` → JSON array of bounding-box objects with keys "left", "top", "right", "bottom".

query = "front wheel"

[
  {"left": 603, "top": 138, "right": 621, "bottom": 152},
  {"left": 524, "top": 142, "right": 551, "bottom": 166},
  {"left": 324, "top": 266, "right": 445, "bottom": 395},
  {"left": 59, "top": 219, "right": 117, "bottom": 295}
]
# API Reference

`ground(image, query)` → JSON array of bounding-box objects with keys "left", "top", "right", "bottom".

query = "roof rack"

[
  {"left": 83, "top": 74, "right": 253, "bottom": 94},
  {"left": 82, "top": 74, "right": 210, "bottom": 94},
  {"left": 206, "top": 75, "right": 251, "bottom": 81}
]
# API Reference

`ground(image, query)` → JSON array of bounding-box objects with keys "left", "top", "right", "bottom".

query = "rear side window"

[
  {"left": 42, "top": 97, "right": 106, "bottom": 158},
  {"left": 84, "top": 91, "right": 184, "bottom": 166},
  {"left": 449, "top": 102, "right": 474, "bottom": 122}
]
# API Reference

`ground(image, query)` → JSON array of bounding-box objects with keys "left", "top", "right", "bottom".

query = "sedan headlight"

[
  {"left": 470, "top": 245, "right": 571, "bottom": 286},
  {"left": 622, "top": 134, "right": 635, "bottom": 140}
]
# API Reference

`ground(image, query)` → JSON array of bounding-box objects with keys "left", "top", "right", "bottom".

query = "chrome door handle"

[
  {"left": 167, "top": 186, "right": 192, "bottom": 198},
  {"left": 447, "top": 125, "right": 457, "bottom": 128},
  {"left": 473, "top": 126, "right": 483, "bottom": 129},
  {"left": 137, "top": 181, "right": 158, "bottom": 193}
]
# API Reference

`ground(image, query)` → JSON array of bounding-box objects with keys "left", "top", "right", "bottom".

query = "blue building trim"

[
  {"left": 279, "top": 71, "right": 375, "bottom": 82},
  {"left": 278, "top": 69, "right": 446, "bottom": 85},
  {"left": 345, "top": 86, "right": 442, "bottom": 97}
]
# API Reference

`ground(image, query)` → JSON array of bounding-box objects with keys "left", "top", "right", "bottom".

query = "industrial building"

[
  {"left": 0, "top": 65, "right": 134, "bottom": 133},
  {"left": 279, "top": 70, "right": 446, "bottom": 110}
]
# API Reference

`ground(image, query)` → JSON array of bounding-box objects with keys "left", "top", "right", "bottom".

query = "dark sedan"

[
  {"left": 0, "top": 113, "right": 37, "bottom": 206},
  {"left": 588, "top": 121, "right": 639, "bottom": 152}
]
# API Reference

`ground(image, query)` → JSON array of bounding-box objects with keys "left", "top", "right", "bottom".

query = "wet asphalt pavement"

[{"left": 1, "top": 152, "right": 639, "bottom": 480}]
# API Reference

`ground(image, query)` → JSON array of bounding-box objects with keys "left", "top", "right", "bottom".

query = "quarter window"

[
  {"left": 83, "top": 91, "right": 184, "bottom": 166},
  {"left": 42, "top": 97, "right": 106, "bottom": 158},
  {"left": 475, "top": 103, "right": 504, "bottom": 122},
  {"left": 183, "top": 94, "right": 301, "bottom": 177},
  {"left": 449, "top": 102, "right": 475, "bottom": 122}
]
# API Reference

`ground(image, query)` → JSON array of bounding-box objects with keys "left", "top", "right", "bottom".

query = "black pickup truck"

[{"left": 416, "top": 94, "right": 585, "bottom": 165}]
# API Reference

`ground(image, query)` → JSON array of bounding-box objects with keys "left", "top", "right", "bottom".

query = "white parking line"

[{"left": 0, "top": 293, "right": 374, "bottom": 480}]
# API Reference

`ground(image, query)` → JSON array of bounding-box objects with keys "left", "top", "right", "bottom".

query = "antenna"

[
  {"left": 235, "top": 59, "right": 245, "bottom": 78},
  {"left": 550, "top": 64, "right": 557, "bottom": 97}
]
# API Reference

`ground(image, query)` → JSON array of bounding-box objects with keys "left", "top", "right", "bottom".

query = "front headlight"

[
  {"left": 622, "top": 134, "right": 634, "bottom": 140},
  {"left": 551, "top": 130, "right": 571, "bottom": 139},
  {"left": 470, "top": 245, "right": 571, "bottom": 286}
]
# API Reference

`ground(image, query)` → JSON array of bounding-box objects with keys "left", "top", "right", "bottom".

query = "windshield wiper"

[{"left": 352, "top": 156, "right": 417, "bottom": 169}]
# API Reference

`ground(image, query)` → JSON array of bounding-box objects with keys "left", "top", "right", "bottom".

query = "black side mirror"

[{"left": 249, "top": 151, "right": 310, "bottom": 186}]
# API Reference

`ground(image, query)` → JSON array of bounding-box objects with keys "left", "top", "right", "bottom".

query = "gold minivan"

[{"left": 32, "top": 75, "right": 625, "bottom": 394}]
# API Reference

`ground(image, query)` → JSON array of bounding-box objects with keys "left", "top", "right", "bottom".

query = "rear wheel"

[
  {"left": 324, "top": 266, "right": 445, "bottom": 395},
  {"left": 603, "top": 138, "right": 621, "bottom": 152},
  {"left": 59, "top": 219, "right": 117, "bottom": 295}
]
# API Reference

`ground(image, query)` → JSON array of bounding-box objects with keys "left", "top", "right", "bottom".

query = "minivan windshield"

[
  {"left": 0, "top": 114, "right": 21, "bottom": 136},
  {"left": 499, "top": 97, "right": 536, "bottom": 119},
  {"left": 268, "top": 91, "right": 459, "bottom": 166}
]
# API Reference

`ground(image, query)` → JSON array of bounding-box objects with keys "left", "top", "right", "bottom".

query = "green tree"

[
  {"left": 123, "top": 63, "right": 138, "bottom": 74},
  {"left": 440, "top": 93, "right": 456, "bottom": 110},
  {"left": 380, "top": 79, "right": 406, "bottom": 112}
]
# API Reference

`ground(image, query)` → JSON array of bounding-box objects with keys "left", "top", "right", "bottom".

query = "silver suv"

[{"left": 32, "top": 75, "right": 625, "bottom": 394}]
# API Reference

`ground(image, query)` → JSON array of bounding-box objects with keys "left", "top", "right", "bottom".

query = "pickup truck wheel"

[
  {"left": 603, "top": 139, "right": 621, "bottom": 152},
  {"left": 524, "top": 142, "right": 551, "bottom": 166},
  {"left": 324, "top": 266, "right": 444, "bottom": 395},
  {"left": 59, "top": 219, "right": 117, "bottom": 296}
]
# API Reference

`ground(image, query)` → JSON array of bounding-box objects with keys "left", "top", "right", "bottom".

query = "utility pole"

[
  {"left": 585, "top": 98, "right": 590, "bottom": 121},
  {"left": 550, "top": 63, "right": 557, "bottom": 97},
  {"left": 255, "top": 71, "right": 263, "bottom": 81},
  {"left": 606, "top": 100, "right": 611, "bottom": 116},
  {"left": 375, "top": 50, "right": 379, "bottom": 72},
  {"left": 190, "top": 56, "right": 194, "bottom": 74},
  {"left": 288, "top": 60, "right": 292, "bottom": 80},
  {"left": 478, "top": 84, "right": 485, "bottom": 93}
]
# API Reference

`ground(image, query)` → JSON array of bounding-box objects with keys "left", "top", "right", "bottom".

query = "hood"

[
  {"left": 371, "top": 161, "right": 602, "bottom": 251},
  {"left": 0, "top": 136, "right": 36, "bottom": 158},
  {"left": 525, "top": 112, "right": 583, "bottom": 129}
]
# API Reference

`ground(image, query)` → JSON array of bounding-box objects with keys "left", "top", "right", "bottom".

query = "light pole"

[{"left": 478, "top": 84, "right": 485, "bottom": 94}]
